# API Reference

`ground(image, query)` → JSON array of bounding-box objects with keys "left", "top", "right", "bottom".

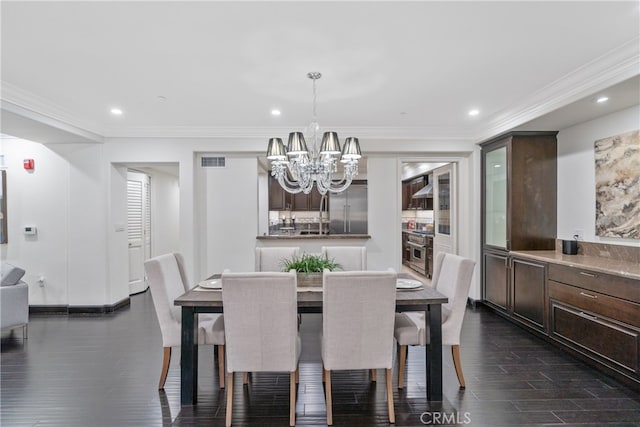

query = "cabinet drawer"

[
  {"left": 549, "top": 280, "right": 640, "bottom": 328},
  {"left": 548, "top": 263, "right": 640, "bottom": 303},
  {"left": 551, "top": 302, "right": 639, "bottom": 374}
]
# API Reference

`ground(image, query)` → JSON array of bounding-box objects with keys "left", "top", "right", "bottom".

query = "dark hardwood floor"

[{"left": 2, "top": 290, "right": 639, "bottom": 426}]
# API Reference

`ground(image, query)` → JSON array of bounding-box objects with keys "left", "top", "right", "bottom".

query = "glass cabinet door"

[{"left": 484, "top": 146, "right": 507, "bottom": 248}]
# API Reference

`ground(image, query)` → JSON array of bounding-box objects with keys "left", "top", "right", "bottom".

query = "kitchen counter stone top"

[
  {"left": 511, "top": 250, "right": 640, "bottom": 280},
  {"left": 257, "top": 234, "right": 371, "bottom": 240}
]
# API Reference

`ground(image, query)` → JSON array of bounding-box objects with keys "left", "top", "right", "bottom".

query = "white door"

[
  {"left": 433, "top": 163, "right": 457, "bottom": 262},
  {"left": 127, "top": 171, "right": 151, "bottom": 295}
]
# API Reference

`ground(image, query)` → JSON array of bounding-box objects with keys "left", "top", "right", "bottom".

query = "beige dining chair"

[
  {"left": 320, "top": 245, "right": 377, "bottom": 380},
  {"left": 255, "top": 246, "right": 300, "bottom": 272},
  {"left": 320, "top": 246, "right": 366, "bottom": 271},
  {"left": 174, "top": 252, "right": 226, "bottom": 388},
  {"left": 322, "top": 269, "right": 397, "bottom": 425},
  {"left": 144, "top": 253, "right": 226, "bottom": 390},
  {"left": 394, "top": 252, "right": 475, "bottom": 389},
  {"left": 221, "top": 271, "right": 300, "bottom": 427}
]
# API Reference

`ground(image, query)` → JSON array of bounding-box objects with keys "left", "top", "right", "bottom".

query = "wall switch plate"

[{"left": 572, "top": 229, "right": 584, "bottom": 240}]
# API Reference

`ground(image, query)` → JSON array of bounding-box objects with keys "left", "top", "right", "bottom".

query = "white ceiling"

[{"left": 1, "top": 1, "right": 638, "bottom": 144}]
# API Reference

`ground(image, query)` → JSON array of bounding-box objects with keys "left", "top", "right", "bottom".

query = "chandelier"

[{"left": 266, "top": 72, "right": 361, "bottom": 195}]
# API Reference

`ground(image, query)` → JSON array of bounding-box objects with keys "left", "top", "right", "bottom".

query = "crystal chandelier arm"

[
  {"left": 325, "top": 176, "right": 354, "bottom": 194},
  {"left": 274, "top": 173, "right": 305, "bottom": 194}
]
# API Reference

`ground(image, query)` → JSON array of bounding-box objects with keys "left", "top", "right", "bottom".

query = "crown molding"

[
  {"left": 1, "top": 83, "right": 104, "bottom": 143},
  {"left": 1, "top": 100, "right": 104, "bottom": 144},
  {"left": 476, "top": 37, "right": 640, "bottom": 142}
]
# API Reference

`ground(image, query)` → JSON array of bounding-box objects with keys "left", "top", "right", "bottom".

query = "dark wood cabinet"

[
  {"left": 401, "top": 232, "right": 409, "bottom": 265},
  {"left": 268, "top": 175, "right": 291, "bottom": 210},
  {"left": 481, "top": 131, "right": 557, "bottom": 252},
  {"left": 481, "top": 131, "right": 557, "bottom": 314},
  {"left": 550, "top": 302, "right": 639, "bottom": 374},
  {"left": 483, "top": 250, "right": 509, "bottom": 311},
  {"left": 401, "top": 175, "right": 433, "bottom": 210},
  {"left": 269, "top": 174, "right": 326, "bottom": 211},
  {"left": 548, "top": 264, "right": 640, "bottom": 379},
  {"left": 511, "top": 257, "right": 546, "bottom": 331},
  {"left": 401, "top": 181, "right": 412, "bottom": 210}
]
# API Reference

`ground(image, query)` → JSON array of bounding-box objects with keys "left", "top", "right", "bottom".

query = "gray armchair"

[{"left": 1, "top": 263, "right": 28, "bottom": 338}]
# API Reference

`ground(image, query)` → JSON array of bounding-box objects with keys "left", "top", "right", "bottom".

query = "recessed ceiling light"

[
  {"left": 596, "top": 96, "right": 609, "bottom": 103},
  {"left": 468, "top": 109, "right": 480, "bottom": 116},
  {"left": 110, "top": 108, "right": 123, "bottom": 116},
  {"left": 271, "top": 109, "right": 281, "bottom": 116}
]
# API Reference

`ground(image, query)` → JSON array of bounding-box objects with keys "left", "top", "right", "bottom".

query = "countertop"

[
  {"left": 511, "top": 250, "right": 640, "bottom": 280},
  {"left": 257, "top": 234, "right": 371, "bottom": 240}
]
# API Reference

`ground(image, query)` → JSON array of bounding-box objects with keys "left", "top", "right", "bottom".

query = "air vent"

[{"left": 201, "top": 157, "right": 226, "bottom": 168}]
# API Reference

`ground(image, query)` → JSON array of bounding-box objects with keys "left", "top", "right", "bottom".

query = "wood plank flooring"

[{"left": 2, "top": 290, "right": 639, "bottom": 426}]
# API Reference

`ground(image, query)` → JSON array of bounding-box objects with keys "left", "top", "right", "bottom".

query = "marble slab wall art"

[{"left": 594, "top": 129, "right": 640, "bottom": 239}]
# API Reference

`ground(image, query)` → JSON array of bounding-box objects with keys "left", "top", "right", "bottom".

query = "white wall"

[
  {"left": 557, "top": 105, "right": 640, "bottom": 247},
  {"left": 108, "top": 164, "right": 128, "bottom": 304},
  {"left": 2, "top": 138, "right": 70, "bottom": 305},
  {"left": 60, "top": 143, "right": 110, "bottom": 306},
  {"left": 200, "top": 155, "right": 259, "bottom": 276},
  {"left": 150, "top": 169, "right": 180, "bottom": 257}
]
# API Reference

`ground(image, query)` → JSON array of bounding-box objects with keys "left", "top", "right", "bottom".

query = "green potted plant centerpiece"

[{"left": 280, "top": 253, "right": 341, "bottom": 287}]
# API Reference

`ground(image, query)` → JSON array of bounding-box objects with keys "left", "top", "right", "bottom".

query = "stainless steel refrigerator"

[{"left": 329, "top": 182, "right": 368, "bottom": 234}]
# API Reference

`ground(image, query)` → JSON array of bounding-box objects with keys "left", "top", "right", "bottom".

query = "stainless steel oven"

[{"left": 407, "top": 233, "right": 427, "bottom": 275}]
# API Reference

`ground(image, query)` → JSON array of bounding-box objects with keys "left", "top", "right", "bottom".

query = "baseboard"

[
  {"left": 29, "top": 305, "right": 69, "bottom": 315},
  {"left": 467, "top": 297, "right": 481, "bottom": 308},
  {"left": 30, "top": 297, "right": 130, "bottom": 315}
]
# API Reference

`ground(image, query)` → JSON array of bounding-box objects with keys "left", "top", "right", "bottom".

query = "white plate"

[
  {"left": 198, "top": 279, "right": 221, "bottom": 289},
  {"left": 396, "top": 278, "right": 423, "bottom": 289}
]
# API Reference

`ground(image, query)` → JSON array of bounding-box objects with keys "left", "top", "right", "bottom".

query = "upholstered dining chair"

[
  {"left": 144, "top": 253, "right": 226, "bottom": 390},
  {"left": 394, "top": 252, "right": 475, "bottom": 389},
  {"left": 322, "top": 269, "right": 397, "bottom": 425},
  {"left": 320, "top": 245, "right": 377, "bottom": 381},
  {"left": 221, "top": 271, "right": 300, "bottom": 427},
  {"left": 255, "top": 246, "right": 300, "bottom": 272},
  {"left": 320, "top": 246, "right": 366, "bottom": 271},
  {"left": 174, "top": 252, "right": 226, "bottom": 388}
]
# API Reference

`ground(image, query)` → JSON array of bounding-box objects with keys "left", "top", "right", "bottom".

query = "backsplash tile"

[{"left": 556, "top": 239, "right": 639, "bottom": 264}]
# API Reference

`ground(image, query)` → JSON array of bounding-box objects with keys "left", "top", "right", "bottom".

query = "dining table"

[{"left": 174, "top": 272, "right": 448, "bottom": 406}]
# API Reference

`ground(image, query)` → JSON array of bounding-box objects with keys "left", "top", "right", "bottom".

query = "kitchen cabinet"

[
  {"left": 483, "top": 250, "right": 509, "bottom": 311},
  {"left": 269, "top": 174, "right": 292, "bottom": 210},
  {"left": 402, "top": 175, "right": 433, "bottom": 210},
  {"left": 269, "top": 174, "right": 326, "bottom": 211},
  {"left": 548, "top": 264, "right": 640, "bottom": 380},
  {"left": 480, "top": 131, "right": 557, "bottom": 313},
  {"left": 402, "top": 232, "right": 411, "bottom": 266},
  {"left": 511, "top": 256, "right": 546, "bottom": 331},
  {"left": 402, "top": 181, "right": 413, "bottom": 210}
]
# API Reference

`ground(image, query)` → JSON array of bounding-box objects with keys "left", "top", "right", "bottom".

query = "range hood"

[{"left": 412, "top": 182, "right": 433, "bottom": 199}]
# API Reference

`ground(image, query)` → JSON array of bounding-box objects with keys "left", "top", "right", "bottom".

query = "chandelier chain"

[{"left": 266, "top": 71, "right": 360, "bottom": 195}]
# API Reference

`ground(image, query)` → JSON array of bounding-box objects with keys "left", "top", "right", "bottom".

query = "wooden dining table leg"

[
  {"left": 181, "top": 306, "right": 198, "bottom": 405},
  {"left": 426, "top": 304, "right": 443, "bottom": 401}
]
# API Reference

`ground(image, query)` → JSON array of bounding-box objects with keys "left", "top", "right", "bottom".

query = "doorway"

[
  {"left": 400, "top": 160, "right": 457, "bottom": 278},
  {"left": 127, "top": 170, "right": 151, "bottom": 295}
]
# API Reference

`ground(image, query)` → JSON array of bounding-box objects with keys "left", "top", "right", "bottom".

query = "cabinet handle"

[
  {"left": 579, "top": 291, "right": 597, "bottom": 299},
  {"left": 579, "top": 311, "right": 598, "bottom": 321},
  {"left": 579, "top": 271, "right": 598, "bottom": 278}
]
